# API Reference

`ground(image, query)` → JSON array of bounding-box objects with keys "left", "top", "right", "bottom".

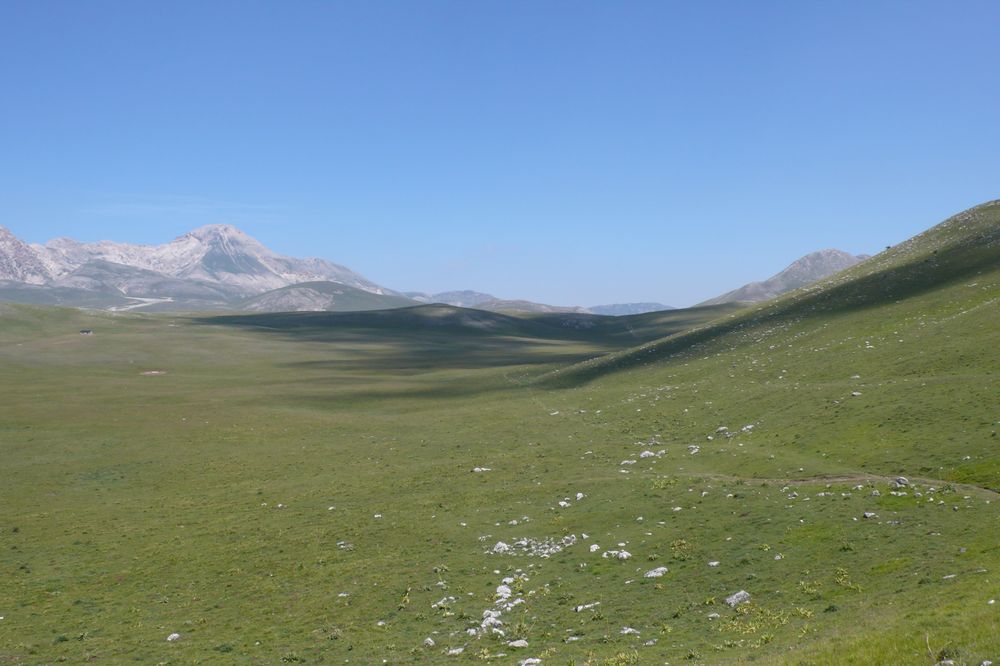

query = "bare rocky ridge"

[
  {"left": 31, "top": 224, "right": 387, "bottom": 296},
  {"left": 0, "top": 227, "right": 52, "bottom": 284}
]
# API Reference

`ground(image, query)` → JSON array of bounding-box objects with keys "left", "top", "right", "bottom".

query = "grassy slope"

[
  {"left": 237, "top": 281, "right": 418, "bottom": 313},
  {"left": 0, "top": 202, "right": 998, "bottom": 665}
]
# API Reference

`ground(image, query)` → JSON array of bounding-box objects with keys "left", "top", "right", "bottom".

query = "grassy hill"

[
  {"left": 1, "top": 201, "right": 999, "bottom": 665},
  {"left": 237, "top": 280, "right": 418, "bottom": 313}
]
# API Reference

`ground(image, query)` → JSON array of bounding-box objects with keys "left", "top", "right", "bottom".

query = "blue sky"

[{"left": 1, "top": 1, "right": 998, "bottom": 306}]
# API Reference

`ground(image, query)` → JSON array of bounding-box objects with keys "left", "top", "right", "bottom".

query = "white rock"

[
  {"left": 725, "top": 590, "right": 751, "bottom": 607},
  {"left": 166, "top": 633, "right": 181, "bottom": 642},
  {"left": 492, "top": 541, "right": 511, "bottom": 554},
  {"left": 708, "top": 561, "right": 720, "bottom": 567},
  {"left": 423, "top": 637, "right": 435, "bottom": 647},
  {"left": 620, "top": 626, "right": 640, "bottom": 635},
  {"left": 447, "top": 646, "right": 465, "bottom": 655},
  {"left": 589, "top": 544, "right": 601, "bottom": 553},
  {"left": 520, "top": 659, "right": 542, "bottom": 666},
  {"left": 644, "top": 566, "right": 669, "bottom": 578},
  {"left": 508, "top": 639, "right": 529, "bottom": 648},
  {"left": 576, "top": 492, "right": 585, "bottom": 500}
]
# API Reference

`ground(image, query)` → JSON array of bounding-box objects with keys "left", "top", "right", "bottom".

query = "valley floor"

[{"left": 0, "top": 269, "right": 998, "bottom": 665}]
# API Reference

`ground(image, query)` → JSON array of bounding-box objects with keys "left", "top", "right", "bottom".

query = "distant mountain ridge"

[
  {"left": 588, "top": 302, "right": 673, "bottom": 316},
  {"left": 29, "top": 224, "right": 387, "bottom": 296},
  {"left": 0, "top": 224, "right": 404, "bottom": 312},
  {"left": 405, "top": 291, "right": 672, "bottom": 316},
  {"left": 699, "top": 249, "right": 869, "bottom": 305},
  {"left": 405, "top": 290, "right": 495, "bottom": 308}
]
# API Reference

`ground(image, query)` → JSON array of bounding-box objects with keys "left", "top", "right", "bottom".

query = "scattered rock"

[
  {"left": 644, "top": 566, "right": 669, "bottom": 578},
  {"left": 166, "top": 633, "right": 181, "bottom": 642},
  {"left": 725, "top": 590, "right": 751, "bottom": 607},
  {"left": 424, "top": 637, "right": 436, "bottom": 647},
  {"left": 508, "top": 639, "right": 529, "bottom": 648}
]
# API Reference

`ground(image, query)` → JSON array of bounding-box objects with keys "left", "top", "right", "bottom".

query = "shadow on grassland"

[
  {"left": 546, "top": 222, "right": 1000, "bottom": 387},
  {"left": 191, "top": 306, "right": 614, "bottom": 373},
  {"left": 190, "top": 303, "right": 744, "bottom": 375}
]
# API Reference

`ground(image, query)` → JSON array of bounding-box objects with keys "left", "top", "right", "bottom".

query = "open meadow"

[{"left": 2, "top": 202, "right": 1000, "bottom": 665}]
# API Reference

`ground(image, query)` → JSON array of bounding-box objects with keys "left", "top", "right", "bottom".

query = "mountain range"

[
  {"left": 698, "top": 248, "right": 869, "bottom": 305},
  {"left": 0, "top": 224, "right": 866, "bottom": 314}
]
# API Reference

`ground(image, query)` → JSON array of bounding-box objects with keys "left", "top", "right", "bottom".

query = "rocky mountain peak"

[
  {"left": 0, "top": 226, "right": 51, "bottom": 284},
  {"left": 699, "top": 248, "right": 869, "bottom": 306}
]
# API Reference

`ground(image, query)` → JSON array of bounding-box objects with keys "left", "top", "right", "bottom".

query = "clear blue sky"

[{"left": 1, "top": 1, "right": 998, "bottom": 306}]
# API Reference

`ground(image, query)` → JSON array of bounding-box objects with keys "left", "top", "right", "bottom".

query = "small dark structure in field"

[{"left": 79, "top": 329, "right": 94, "bottom": 335}]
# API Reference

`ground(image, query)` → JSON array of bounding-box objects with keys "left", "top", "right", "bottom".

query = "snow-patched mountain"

[
  {"left": 30, "top": 224, "right": 390, "bottom": 297},
  {"left": 0, "top": 227, "right": 52, "bottom": 284},
  {"left": 53, "top": 260, "right": 234, "bottom": 302},
  {"left": 32, "top": 224, "right": 388, "bottom": 296},
  {"left": 700, "top": 249, "right": 870, "bottom": 305}
]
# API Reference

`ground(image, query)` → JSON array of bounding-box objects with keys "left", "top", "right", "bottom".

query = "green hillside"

[
  {"left": 236, "top": 280, "right": 418, "bottom": 313},
  {"left": 1, "top": 202, "right": 999, "bottom": 665}
]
